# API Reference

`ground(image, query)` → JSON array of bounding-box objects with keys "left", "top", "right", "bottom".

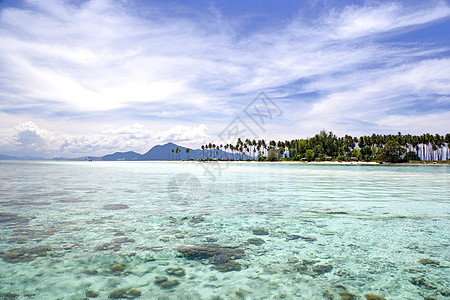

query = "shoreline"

[
  {"left": 196, "top": 160, "right": 450, "bottom": 166},
  {"left": 2, "top": 159, "right": 449, "bottom": 165}
]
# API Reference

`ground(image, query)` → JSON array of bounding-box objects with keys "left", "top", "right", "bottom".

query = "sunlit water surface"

[{"left": 0, "top": 161, "right": 449, "bottom": 299}]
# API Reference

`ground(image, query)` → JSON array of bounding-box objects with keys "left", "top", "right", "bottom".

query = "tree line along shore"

[{"left": 195, "top": 131, "right": 450, "bottom": 163}]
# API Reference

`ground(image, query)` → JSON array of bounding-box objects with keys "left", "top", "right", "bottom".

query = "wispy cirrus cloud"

[{"left": 0, "top": 0, "right": 449, "bottom": 156}]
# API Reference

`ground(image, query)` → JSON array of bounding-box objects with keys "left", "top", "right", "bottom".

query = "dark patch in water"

[
  {"left": 247, "top": 238, "right": 265, "bottom": 246},
  {"left": 0, "top": 292, "right": 19, "bottom": 299},
  {"left": 113, "top": 237, "right": 135, "bottom": 244},
  {"left": 286, "top": 235, "right": 317, "bottom": 242},
  {"left": 58, "top": 198, "right": 85, "bottom": 203},
  {"left": 409, "top": 277, "right": 437, "bottom": 290},
  {"left": 212, "top": 260, "right": 242, "bottom": 272},
  {"left": 252, "top": 228, "right": 269, "bottom": 235},
  {"left": 0, "top": 212, "right": 30, "bottom": 230},
  {"left": 177, "top": 244, "right": 244, "bottom": 261},
  {"left": 102, "top": 204, "right": 129, "bottom": 210},
  {"left": 177, "top": 243, "right": 244, "bottom": 272},
  {"left": 4, "top": 201, "right": 51, "bottom": 207},
  {"left": 204, "top": 237, "right": 218, "bottom": 243},
  {"left": 94, "top": 242, "right": 121, "bottom": 252},
  {"left": 1, "top": 245, "right": 52, "bottom": 263}
]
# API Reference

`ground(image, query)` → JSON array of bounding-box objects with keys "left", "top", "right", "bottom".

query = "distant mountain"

[
  {"left": 140, "top": 142, "right": 251, "bottom": 160},
  {"left": 0, "top": 154, "right": 46, "bottom": 160},
  {"left": 1, "top": 142, "right": 253, "bottom": 161},
  {"left": 101, "top": 151, "right": 142, "bottom": 161},
  {"left": 99, "top": 142, "right": 252, "bottom": 161},
  {"left": 142, "top": 142, "right": 198, "bottom": 160}
]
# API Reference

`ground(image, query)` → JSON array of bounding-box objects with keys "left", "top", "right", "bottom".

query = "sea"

[{"left": 0, "top": 161, "right": 449, "bottom": 299}]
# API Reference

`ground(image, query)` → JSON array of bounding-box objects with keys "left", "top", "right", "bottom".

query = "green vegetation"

[{"left": 201, "top": 131, "right": 450, "bottom": 162}]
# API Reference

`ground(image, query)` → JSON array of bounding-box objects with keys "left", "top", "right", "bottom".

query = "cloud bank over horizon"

[{"left": 0, "top": 0, "right": 449, "bottom": 157}]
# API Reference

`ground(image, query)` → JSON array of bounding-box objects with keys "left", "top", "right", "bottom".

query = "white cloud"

[
  {"left": 375, "top": 111, "right": 450, "bottom": 134},
  {"left": 328, "top": 1, "right": 450, "bottom": 39},
  {"left": 154, "top": 124, "right": 208, "bottom": 145},
  {"left": 0, "top": 121, "right": 209, "bottom": 157},
  {"left": 306, "top": 58, "right": 450, "bottom": 122},
  {"left": 1, "top": 0, "right": 448, "bottom": 114},
  {"left": 102, "top": 123, "right": 153, "bottom": 139},
  {"left": 0, "top": 121, "right": 58, "bottom": 156}
]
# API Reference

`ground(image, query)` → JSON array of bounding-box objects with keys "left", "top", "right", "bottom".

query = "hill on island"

[
  {"left": 0, "top": 142, "right": 253, "bottom": 161},
  {"left": 100, "top": 142, "right": 250, "bottom": 161}
]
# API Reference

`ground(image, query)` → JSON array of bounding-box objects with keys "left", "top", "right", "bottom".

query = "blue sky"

[{"left": 0, "top": 0, "right": 449, "bottom": 157}]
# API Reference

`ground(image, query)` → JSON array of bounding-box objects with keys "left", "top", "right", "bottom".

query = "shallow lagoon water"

[{"left": 0, "top": 161, "right": 449, "bottom": 299}]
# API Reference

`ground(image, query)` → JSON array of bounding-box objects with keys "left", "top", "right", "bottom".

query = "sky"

[{"left": 0, "top": 0, "right": 449, "bottom": 158}]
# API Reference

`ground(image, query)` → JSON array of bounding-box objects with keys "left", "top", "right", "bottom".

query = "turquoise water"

[{"left": 0, "top": 161, "right": 449, "bottom": 299}]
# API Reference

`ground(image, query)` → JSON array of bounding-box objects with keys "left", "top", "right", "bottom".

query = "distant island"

[
  {"left": 1, "top": 131, "right": 449, "bottom": 163},
  {"left": 0, "top": 142, "right": 251, "bottom": 162},
  {"left": 198, "top": 131, "right": 449, "bottom": 163},
  {"left": 70, "top": 142, "right": 252, "bottom": 161}
]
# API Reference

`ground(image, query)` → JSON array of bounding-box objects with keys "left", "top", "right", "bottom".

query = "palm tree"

[
  {"left": 186, "top": 148, "right": 190, "bottom": 160},
  {"left": 445, "top": 134, "right": 450, "bottom": 160}
]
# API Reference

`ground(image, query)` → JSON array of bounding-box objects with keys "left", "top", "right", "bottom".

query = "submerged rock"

[
  {"left": 338, "top": 291, "right": 356, "bottom": 300},
  {"left": 108, "top": 288, "right": 141, "bottom": 299},
  {"left": 113, "top": 237, "right": 135, "bottom": 244},
  {"left": 1, "top": 252, "right": 35, "bottom": 263},
  {"left": 0, "top": 292, "right": 19, "bottom": 299},
  {"left": 177, "top": 244, "right": 244, "bottom": 261},
  {"left": 154, "top": 276, "right": 168, "bottom": 285},
  {"left": 7, "top": 235, "right": 29, "bottom": 244},
  {"left": 1, "top": 245, "right": 52, "bottom": 263},
  {"left": 323, "top": 290, "right": 334, "bottom": 300},
  {"left": 301, "top": 259, "right": 318, "bottom": 265},
  {"left": 212, "top": 261, "right": 242, "bottom": 272},
  {"left": 252, "top": 228, "right": 269, "bottom": 235},
  {"left": 158, "top": 280, "right": 180, "bottom": 289},
  {"left": 166, "top": 267, "right": 185, "bottom": 276},
  {"left": 95, "top": 243, "right": 121, "bottom": 252},
  {"left": 111, "top": 265, "right": 125, "bottom": 272},
  {"left": 288, "top": 258, "right": 299, "bottom": 264},
  {"left": 409, "top": 277, "right": 437, "bottom": 290},
  {"left": 312, "top": 264, "right": 333, "bottom": 275},
  {"left": 178, "top": 244, "right": 244, "bottom": 273},
  {"left": 295, "top": 264, "right": 308, "bottom": 272},
  {"left": 364, "top": 294, "right": 386, "bottom": 300},
  {"left": 189, "top": 216, "right": 205, "bottom": 224},
  {"left": 419, "top": 258, "right": 440, "bottom": 265},
  {"left": 286, "top": 235, "right": 317, "bottom": 242},
  {"left": 294, "top": 259, "right": 319, "bottom": 272},
  {"left": 209, "top": 254, "right": 231, "bottom": 265},
  {"left": 247, "top": 238, "right": 265, "bottom": 246},
  {"left": 103, "top": 204, "right": 129, "bottom": 210},
  {"left": 86, "top": 290, "right": 100, "bottom": 298}
]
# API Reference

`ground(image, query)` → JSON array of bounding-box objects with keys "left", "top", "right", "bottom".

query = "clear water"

[{"left": 0, "top": 161, "right": 448, "bottom": 299}]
